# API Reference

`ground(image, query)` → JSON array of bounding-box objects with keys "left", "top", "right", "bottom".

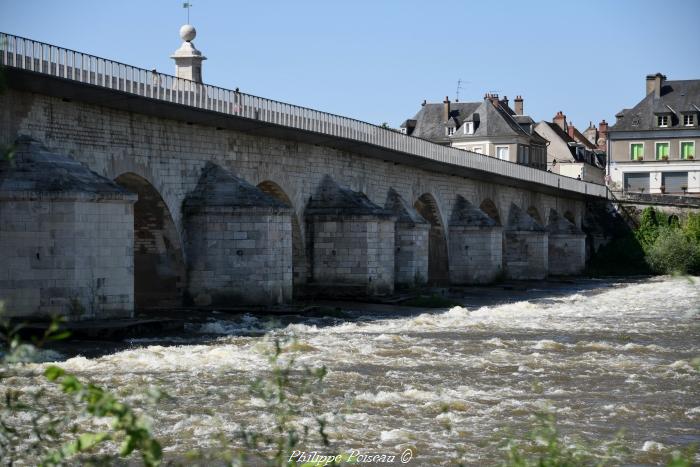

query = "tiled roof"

[{"left": 611, "top": 79, "right": 700, "bottom": 131}]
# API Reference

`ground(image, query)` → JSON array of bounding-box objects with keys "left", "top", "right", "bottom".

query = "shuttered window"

[
  {"left": 624, "top": 172, "right": 650, "bottom": 192},
  {"left": 681, "top": 142, "right": 695, "bottom": 160},
  {"left": 630, "top": 143, "right": 644, "bottom": 160},
  {"left": 662, "top": 172, "right": 688, "bottom": 193},
  {"left": 655, "top": 142, "right": 670, "bottom": 160}
]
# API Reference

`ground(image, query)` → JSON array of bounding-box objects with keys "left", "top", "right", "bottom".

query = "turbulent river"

[{"left": 7, "top": 276, "right": 700, "bottom": 465}]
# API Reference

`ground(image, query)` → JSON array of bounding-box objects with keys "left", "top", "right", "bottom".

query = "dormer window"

[
  {"left": 464, "top": 122, "right": 474, "bottom": 135},
  {"left": 446, "top": 127, "right": 455, "bottom": 136},
  {"left": 683, "top": 114, "right": 695, "bottom": 126},
  {"left": 657, "top": 115, "right": 669, "bottom": 127}
]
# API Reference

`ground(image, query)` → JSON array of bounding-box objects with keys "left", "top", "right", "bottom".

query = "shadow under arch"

[
  {"left": 414, "top": 193, "right": 449, "bottom": 285},
  {"left": 115, "top": 173, "right": 186, "bottom": 309},
  {"left": 527, "top": 206, "right": 544, "bottom": 225},
  {"left": 257, "top": 180, "right": 306, "bottom": 289},
  {"left": 563, "top": 210, "right": 576, "bottom": 225},
  {"left": 479, "top": 199, "right": 502, "bottom": 225}
]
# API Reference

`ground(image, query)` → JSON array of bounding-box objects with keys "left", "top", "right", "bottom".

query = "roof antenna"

[
  {"left": 183, "top": 1, "right": 192, "bottom": 23},
  {"left": 456, "top": 79, "right": 473, "bottom": 102}
]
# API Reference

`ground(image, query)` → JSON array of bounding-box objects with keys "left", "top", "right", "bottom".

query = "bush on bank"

[{"left": 589, "top": 208, "right": 700, "bottom": 275}]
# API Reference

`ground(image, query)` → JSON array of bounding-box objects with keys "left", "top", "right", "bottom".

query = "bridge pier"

[
  {"left": 0, "top": 137, "right": 135, "bottom": 319},
  {"left": 503, "top": 203, "right": 549, "bottom": 280},
  {"left": 183, "top": 163, "right": 293, "bottom": 306},
  {"left": 305, "top": 176, "right": 396, "bottom": 296},
  {"left": 385, "top": 188, "right": 429, "bottom": 288},
  {"left": 546, "top": 209, "right": 586, "bottom": 275},
  {"left": 448, "top": 196, "right": 503, "bottom": 284}
]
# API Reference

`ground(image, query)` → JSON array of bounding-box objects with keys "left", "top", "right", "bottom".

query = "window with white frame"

[
  {"left": 657, "top": 115, "right": 669, "bottom": 127},
  {"left": 447, "top": 127, "right": 455, "bottom": 136},
  {"left": 684, "top": 114, "right": 695, "bottom": 126},
  {"left": 465, "top": 122, "right": 474, "bottom": 135},
  {"left": 630, "top": 143, "right": 644, "bottom": 160},
  {"left": 655, "top": 142, "right": 670, "bottom": 160},
  {"left": 680, "top": 141, "right": 695, "bottom": 160},
  {"left": 496, "top": 146, "right": 509, "bottom": 160}
]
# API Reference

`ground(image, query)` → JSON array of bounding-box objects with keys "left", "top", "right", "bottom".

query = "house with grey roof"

[
  {"left": 608, "top": 73, "right": 700, "bottom": 195},
  {"left": 535, "top": 112, "right": 606, "bottom": 184},
  {"left": 401, "top": 94, "right": 548, "bottom": 170}
]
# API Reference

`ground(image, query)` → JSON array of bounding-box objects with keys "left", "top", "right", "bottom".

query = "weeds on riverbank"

[
  {"left": 588, "top": 208, "right": 700, "bottom": 275},
  {"left": 0, "top": 315, "right": 163, "bottom": 465},
  {"left": 187, "top": 336, "right": 332, "bottom": 466}
]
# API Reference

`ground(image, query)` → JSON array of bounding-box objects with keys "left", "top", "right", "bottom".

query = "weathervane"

[{"left": 183, "top": 2, "right": 192, "bottom": 23}]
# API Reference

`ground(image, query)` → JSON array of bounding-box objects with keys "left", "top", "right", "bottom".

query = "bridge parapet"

[{"left": 0, "top": 32, "right": 607, "bottom": 199}]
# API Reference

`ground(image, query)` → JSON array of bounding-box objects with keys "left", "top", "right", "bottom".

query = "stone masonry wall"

[
  {"left": 0, "top": 197, "right": 134, "bottom": 319},
  {"left": 503, "top": 232, "right": 548, "bottom": 280},
  {"left": 394, "top": 223, "right": 429, "bottom": 287},
  {"left": 185, "top": 209, "right": 292, "bottom": 306},
  {"left": 548, "top": 234, "right": 586, "bottom": 276},
  {"left": 0, "top": 90, "right": 585, "bottom": 252},
  {"left": 309, "top": 217, "right": 395, "bottom": 295},
  {"left": 0, "top": 89, "right": 590, "bottom": 295},
  {"left": 448, "top": 227, "right": 503, "bottom": 284}
]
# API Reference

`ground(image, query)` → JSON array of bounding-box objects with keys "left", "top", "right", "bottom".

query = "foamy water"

[{"left": 4, "top": 277, "right": 700, "bottom": 465}]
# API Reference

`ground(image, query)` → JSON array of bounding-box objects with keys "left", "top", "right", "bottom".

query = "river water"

[{"left": 6, "top": 276, "right": 700, "bottom": 465}]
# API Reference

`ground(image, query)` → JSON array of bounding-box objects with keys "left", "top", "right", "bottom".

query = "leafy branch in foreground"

[
  {"left": 42, "top": 365, "right": 164, "bottom": 466},
  {"left": 187, "top": 335, "right": 332, "bottom": 467},
  {"left": 500, "top": 411, "right": 627, "bottom": 467}
]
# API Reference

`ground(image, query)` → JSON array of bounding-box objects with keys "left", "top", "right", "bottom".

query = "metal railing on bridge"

[{"left": 0, "top": 32, "right": 607, "bottom": 198}]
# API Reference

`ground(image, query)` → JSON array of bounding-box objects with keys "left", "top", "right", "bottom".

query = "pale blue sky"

[{"left": 2, "top": 0, "right": 699, "bottom": 130}]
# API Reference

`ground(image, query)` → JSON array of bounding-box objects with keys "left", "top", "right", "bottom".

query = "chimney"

[
  {"left": 646, "top": 73, "right": 666, "bottom": 98},
  {"left": 421, "top": 99, "right": 427, "bottom": 106},
  {"left": 500, "top": 95, "right": 509, "bottom": 109},
  {"left": 553, "top": 111, "right": 567, "bottom": 131},
  {"left": 487, "top": 93, "right": 500, "bottom": 107},
  {"left": 514, "top": 95, "right": 524, "bottom": 115},
  {"left": 443, "top": 96, "right": 451, "bottom": 121},
  {"left": 598, "top": 119, "right": 608, "bottom": 135},
  {"left": 567, "top": 122, "right": 576, "bottom": 139},
  {"left": 597, "top": 119, "right": 609, "bottom": 150}
]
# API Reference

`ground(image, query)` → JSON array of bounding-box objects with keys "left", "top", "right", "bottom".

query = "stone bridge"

[{"left": 0, "top": 33, "right": 607, "bottom": 319}]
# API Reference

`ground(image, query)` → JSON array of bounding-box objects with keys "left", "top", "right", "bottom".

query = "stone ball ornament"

[{"left": 179, "top": 24, "right": 196, "bottom": 42}]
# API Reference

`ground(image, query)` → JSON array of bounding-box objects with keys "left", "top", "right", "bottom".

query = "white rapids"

[{"left": 5, "top": 276, "right": 700, "bottom": 465}]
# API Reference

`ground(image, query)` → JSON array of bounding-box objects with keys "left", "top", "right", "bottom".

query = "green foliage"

[
  {"left": 666, "top": 445, "right": 699, "bottom": 467},
  {"left": 500, "top": 412, "right": 627, "bottom": 467},
  {"left": 589, "top": 207, "right": 700, "bottom": 276},
  {"left": 635, "top": 207, "right": 664, "bottom": 251},
  {"left": 237, "top": 337, "right": 330, "bottom": 466},
  {"left": 185, "top": 335, "right": 332, "bottom": 467},
  {"left": 684, "top": 213, "right": 700, "bottom": 243},
  {"left": 0, "top": 314, "right": 163, "bottom": 466},
  {"left": 43, "top": 365, "right": 163, "bottom": 466},
  {"left": 645, "top": 227, "right": 700, "bottom": 274}
]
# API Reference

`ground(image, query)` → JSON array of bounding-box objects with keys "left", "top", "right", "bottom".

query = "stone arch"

[
  {"left": 257, "top": 180, "right": 306, "bottom": 288},
  {"left": 479, "top": 199, "right": 502, "bottom": 225},
  {"left": 563, "top": 210, "right": 576, "bottom": 225},
  {"left": 414, "top": 193, "right": 449, "bottom": 285},
  {"left": 527, "top": 206, "right": 544, "bottom": 225},
  {"left": 115, "top": 172, "right": 186, "bottom": 309}
]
